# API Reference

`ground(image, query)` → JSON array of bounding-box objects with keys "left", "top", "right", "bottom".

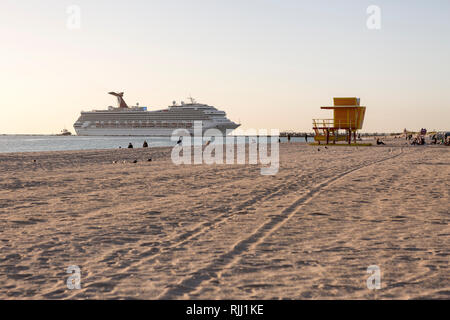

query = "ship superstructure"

[{"left": 73, "top": 92, "right": 240, "bottom": 136}]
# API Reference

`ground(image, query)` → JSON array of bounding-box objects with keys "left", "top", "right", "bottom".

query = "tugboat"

[{"left": 58, "top": 129, "right": 72, "bottom": 136}]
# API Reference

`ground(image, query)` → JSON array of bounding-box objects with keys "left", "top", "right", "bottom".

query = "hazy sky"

[{"left": 1, "top": 0, "right": 449, "bottom": 133}]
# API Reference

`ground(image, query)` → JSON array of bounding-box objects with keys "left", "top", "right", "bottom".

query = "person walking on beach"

[
  {"left": 128, "top": 142, "right": 134, "bottom": 149},
  {"left": 287, "top": 134, "right": 291, "bottom": 142},
  {"left": 305, "top": 133, "right": 308, "bottom": 143},
  {"left": 143, "top": 141, "right": 148, "bottom": 148}
]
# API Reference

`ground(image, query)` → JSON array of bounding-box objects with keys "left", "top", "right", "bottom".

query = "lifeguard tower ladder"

[{"left": 312, "top": 97, "right": 366, "bottom": 144}]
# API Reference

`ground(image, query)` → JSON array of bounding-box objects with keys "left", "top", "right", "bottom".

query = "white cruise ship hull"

[{"left": 74, "top": 124, "right": 239, "bottom": 136}]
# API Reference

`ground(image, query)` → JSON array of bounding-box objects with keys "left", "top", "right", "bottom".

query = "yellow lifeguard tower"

[{"left": 312, "top": 97, "right": 366, "bottom": 144}]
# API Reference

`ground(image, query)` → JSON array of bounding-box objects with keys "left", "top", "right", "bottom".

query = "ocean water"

[{"left": 0, "top": 135, "right": 307, "bottom": 153}]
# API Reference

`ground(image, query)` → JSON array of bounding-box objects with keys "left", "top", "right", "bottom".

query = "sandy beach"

[{"left": 0, "top": 139, "right": 448, "bottom": 299}]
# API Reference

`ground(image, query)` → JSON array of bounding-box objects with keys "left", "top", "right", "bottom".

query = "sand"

[{"left": 0, "top": 138, "right": 448, "bottom": 299}]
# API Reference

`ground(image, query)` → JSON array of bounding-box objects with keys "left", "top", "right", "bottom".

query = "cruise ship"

[{"left": 73, "top": 92, "right": 240, "bottom": 136}]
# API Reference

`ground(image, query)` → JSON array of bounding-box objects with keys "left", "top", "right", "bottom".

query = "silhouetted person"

[
  {"left": 287, "top": 134, "right": 291, "bottom": 142},
  {"left": 432, "top": 135, "right": 437, "bottom": 144},
  {"left": 143, "top": 141, "right": 148, "bottom": 148},
  {"left": 128, "top": 142, "right": 134, "bottom": 149},
  {"left": 305, "top": 133, "right": 308, "bottom": 142}
]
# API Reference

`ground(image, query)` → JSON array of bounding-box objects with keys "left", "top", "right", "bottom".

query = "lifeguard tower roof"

[{"left": 321, "top": 97, "right": 360, "bottom": 109}]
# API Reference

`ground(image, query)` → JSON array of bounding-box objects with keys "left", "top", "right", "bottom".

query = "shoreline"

[{"left": 1, "top": 139, "right": 448, "bottom": 156}]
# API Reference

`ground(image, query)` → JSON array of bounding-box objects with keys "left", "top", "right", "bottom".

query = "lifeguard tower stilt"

[{"left": 312, "top": 97, "right": 366, "bottom": 145}]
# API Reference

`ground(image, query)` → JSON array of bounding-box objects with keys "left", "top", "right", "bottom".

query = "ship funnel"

[{"left": 108, "top": 92, "right": 129, "bottom": 108}]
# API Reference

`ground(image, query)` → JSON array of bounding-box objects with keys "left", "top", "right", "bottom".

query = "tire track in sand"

[
  {"left": 71, "top": 164, "right": 346, "bottom": 295},
  {"left": 158, "top": 150, "right": 405, "bottom": 299}
]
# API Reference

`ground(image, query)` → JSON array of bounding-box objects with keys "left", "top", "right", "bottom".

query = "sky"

[{"left": 1, "top": 0, "right": 449, "bottom": 134}]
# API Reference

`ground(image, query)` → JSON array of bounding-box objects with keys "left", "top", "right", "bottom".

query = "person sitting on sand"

[
  {"left": 376, "top": 138, "right": 385, "bottom": 145},
  {"left": 431, "top": 135, "right": 437, "bottom": 144},
  {"left": 128, "top": 142, "right": 133, "bottom": 149},
  {"left": 143, "top": 141, "right": 148, "bottom": 148},
  {"left": 417, "top": 136, "right": 425, "bottom": 145}
]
